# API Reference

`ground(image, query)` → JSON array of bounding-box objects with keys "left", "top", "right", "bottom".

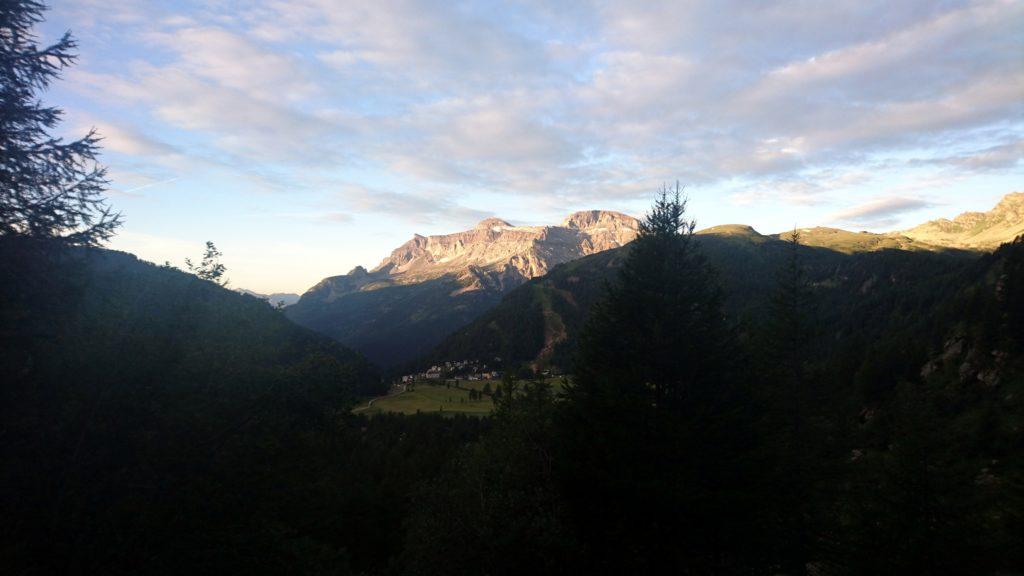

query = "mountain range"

[
  {"left": 286, "top": 210, "right": 638, "bottom": 366},
  {"left": 236, "top": 288, "right": 301, "bottom": 306},
  {"left": 424, "top": 224, "right": 973, "bottom": 373},
  {"left": 900, "top": 191, "right": 1024, "bottom": 249},
  {"left": 289, "top": 193, "right": 1022, "bottom": 369}
]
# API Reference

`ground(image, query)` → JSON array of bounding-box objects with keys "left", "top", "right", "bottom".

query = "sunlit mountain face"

[{"left": 285, "top": 210, "right": 639, "bottom": 366}]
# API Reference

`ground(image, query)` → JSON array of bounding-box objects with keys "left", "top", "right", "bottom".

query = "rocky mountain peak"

[
  {"left": 475, "top": 217, "right": 514, "bottom": 230},
  {"left": 561, "top": 210, "right": 636, "bottom": 230},
  {"left": 311, "top": 210, "right": 639, "bottom": 297},
  {"left": 901, "top": 192, "right": 1024, "bottom": 250},
  {"left": 988, "top": 191, "right": 1023, "bottom": 220}
]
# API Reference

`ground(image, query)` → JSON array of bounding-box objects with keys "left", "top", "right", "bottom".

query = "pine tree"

[
  {"left": 0, "top": 1, "right": 120, "bottom": 247},
  {"left": 566, "top": 183, "right": 730, "bottom": 414},
  {"left": 761, "top": 229, "right": 819, "bottom": 572},
  {"left": 769, "top": 229, "right": 812, "bottom": 388},
  {"left": 559, "top": 184, "right": 750, "bottom": 572}
]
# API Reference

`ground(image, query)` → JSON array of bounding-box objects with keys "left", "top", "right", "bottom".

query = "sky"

[{"left": 41, "top": 0, "right": 1024, "bottom": 293}]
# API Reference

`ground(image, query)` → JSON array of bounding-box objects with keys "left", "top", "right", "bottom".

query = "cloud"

[
  {"left": 377, "top": 94, "right": 583, "bottom": 194},
  {"left": 86, "top": 121, "right": 180, "bottom": 157},
  {"left": 60, "top": 0, "right": 1024, "bottom": 211},
  {"left": 319, "top": 212, "right": 353, "bottom": 224},
  {"left": 144, "top": 25, "right": 318, "bottom": 102},
  {"left": 254, "top": 0, "right": 552, "bottom": 89},
  {"left": 923, "top": 139, "right": 1024, "bottom": 172},
  {"left": 729, "top": 168, "right": 876, "bottom": 207},
  {"left": 573, "top": 0, "right": 1024, "bottom": 191},
  {"left": 336, "top": 184, "right": 491, "bottom": 225},
  {"left": 827, "top": 196, "right": 933, "bottom": 228}
]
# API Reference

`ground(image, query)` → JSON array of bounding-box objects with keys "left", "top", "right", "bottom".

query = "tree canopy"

[{"left": 0, "top": 0, "right": 120, "bottom": 247}]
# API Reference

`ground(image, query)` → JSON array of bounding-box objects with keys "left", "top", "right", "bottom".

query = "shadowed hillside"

[
  {"left": 0, "top": 243, "right": 397, "bottom": 573},
  {"left": 287, "top": 211, "right": 638, "bottom": 367},
  {"left": 421, "top": 226, "right": 976, "bottom": 373}
]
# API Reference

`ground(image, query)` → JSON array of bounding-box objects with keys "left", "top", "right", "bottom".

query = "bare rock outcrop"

[
  {"left": 900, "top": 192, "right": 1024, "bottom": 250},
  {"left": 368, "top": 210, "right": 639, "bottom": 289}
]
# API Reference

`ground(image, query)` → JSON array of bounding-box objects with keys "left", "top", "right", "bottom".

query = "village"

[
  {"left": 345, "top": 359, "right": 570, "bottom": 417},
  {"left": 397, "top": 358, "right": 503, "bottom": 390}
]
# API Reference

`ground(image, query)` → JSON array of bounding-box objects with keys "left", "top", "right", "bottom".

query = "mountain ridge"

[
  {"left": 899, "top": 192, "right": 1024, "bottom": 249},
  {"left": 368, "top": 209, "right": 639, "bottom": 284},
  {"left": 420, "top": 228, "right": 979, "bottom": 374},
  {"left": 287, "top": 210, "right": 639, "bottom": 366},
  {"left": 289, "top": 193, "right": 1022, "bottom": 368}
]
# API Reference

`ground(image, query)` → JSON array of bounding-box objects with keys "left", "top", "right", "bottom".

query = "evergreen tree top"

[
  {"left": 638, "top": 182, "right": 696, "bottom": 240},
  {"left": 1, "top": 0, "right": 121, "bottom": 247}
]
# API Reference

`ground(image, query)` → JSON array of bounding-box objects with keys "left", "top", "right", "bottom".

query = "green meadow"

[
  {"left": 353, "top": 382, "right": 495, "bottom": 416},
  {"left": 353, "top": 377, "right": 568, "bottom": 416}
]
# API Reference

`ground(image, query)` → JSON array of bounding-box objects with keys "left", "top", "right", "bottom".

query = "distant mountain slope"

[
  {"left": 287, "top": 211, "right": 638, "bottom": 366},
  {"left": 900, "top": 192, "right": 1024, "bottom": 249},
  {"left": 236, "top": 288, "right": 301, "bottom": 306},
  {"left": 785, "top": 226, "right": 934, "bottom": 253},
  {"left": 422, "top": 226, "right": 977, "bottom": 372}
]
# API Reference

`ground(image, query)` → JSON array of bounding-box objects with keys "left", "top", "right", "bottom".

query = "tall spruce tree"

[
  {"left": 769, "top": 229, "right": 812, "bottom": 389},
  {"left": 566, "top": 184, "right": 729, "bottom": 412},
  {"left": 760, "top": 229, "right": 820, "bottom": 573},
  {"left": 0, "top": 1, "right": 120, "bottom": 247},
  {"left": 559, "top": 184, "right": 754, "bottom": 572}
]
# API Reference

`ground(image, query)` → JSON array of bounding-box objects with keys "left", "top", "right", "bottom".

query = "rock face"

[
  {"left": 373, "top": 210, "right": 639, "bottom": 287},
  {"left": 900, "top": 192, "right": 1024, "bottom": 250},
  {"left": 287, "top": 211, "right": 638, "bottom": 367}
]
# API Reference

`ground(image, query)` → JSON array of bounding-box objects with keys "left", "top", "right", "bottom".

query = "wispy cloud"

[
  {"left": 335, "top": 184, "right": 492, "bottom": 224},
  {"left": 827, "top": 196, "right": 934, "bottom": 228},
  {"left": 60, "top": 0, "right": 1023, "bottom": 209}
]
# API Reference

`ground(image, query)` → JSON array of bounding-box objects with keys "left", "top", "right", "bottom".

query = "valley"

[
  {"left": 287, "top": 193, "right": 1021, "bottom": 382},
  {"left": 4, "top": 2, "right": 1022, "bottom": 571}
]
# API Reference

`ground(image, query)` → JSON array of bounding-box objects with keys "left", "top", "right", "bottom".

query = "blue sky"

[{"left": 42, "top": 0, "right": 1023, "bottom": 293}]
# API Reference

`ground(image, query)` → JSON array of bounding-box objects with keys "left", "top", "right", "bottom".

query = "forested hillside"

[
  {"left": 286, "top": 211, "right": 638, "bottom": 367},
  {"left": 400, "top": 196, "right": 1024, "bottom": 574},
  {"left": 0, "top": 243, "right": 441, "bottom": 574},
  {"left": 422, "top": 224, "right": 975, "bottom": 373},
  {"left": 287, "top": 272, "right": 507, "bottom": 367}
]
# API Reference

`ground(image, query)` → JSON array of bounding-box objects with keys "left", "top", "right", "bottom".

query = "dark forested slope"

[
  {"left": 287, "top": 271, "right": 507, "bottom": 368},
  {"left": 400, "top": 217, "right": 1024, "bottom": 575},
  {"left": 0, "top": 244, "right": 403, "bottom": 574},
  {"left": 423, "top": 225, "right": 975, "bottom": 372}
]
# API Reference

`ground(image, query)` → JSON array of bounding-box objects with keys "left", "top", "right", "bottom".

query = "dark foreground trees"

[
  {"left": 401, "top": 380, "right": 575, "bottom": 576},
  {"left": 0, "top": 1, "right": 120, "bottom": 247},
  {"left": 558, "top": 185, "right": 759, "bottom": 572},
  {"left": 400, "top": 198, "right": 1024, "bottom": 576}
]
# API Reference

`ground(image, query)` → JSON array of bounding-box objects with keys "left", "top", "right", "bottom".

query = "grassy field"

[
  {"left": 353, "top": 383, "right": 495, "bottom": 416},
  {"left": 353, "top": 377, "right": 569, "bottom": 416}
]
